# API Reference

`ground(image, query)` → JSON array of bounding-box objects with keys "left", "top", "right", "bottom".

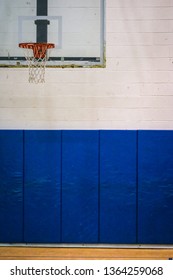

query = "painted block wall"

[{"left": 1, "top": 0, "right": 173, "bottom": 129}]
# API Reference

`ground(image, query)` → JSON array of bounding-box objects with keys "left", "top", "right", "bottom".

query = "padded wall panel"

[
  {"left": 24, "top": 130, "right": 61, "bottom": 243},
  {"left": 100, "top": 131, "right": 137, "bottom": 243},
  {"left": 62, "top": 131, "right": 99, "bottom": 243},
  {"left": 0, "top": 130, "right": 23, "bottom": 242},
  {"left": 138, "top": 131, "right": 173, "bottom": 244}
]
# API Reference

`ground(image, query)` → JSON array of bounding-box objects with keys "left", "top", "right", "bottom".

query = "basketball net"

[{"left": 19, "top": 43, "right": 55, "bottom": 84}]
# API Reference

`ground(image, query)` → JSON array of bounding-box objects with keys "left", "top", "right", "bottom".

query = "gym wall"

[
  {"left": 0, "top": 0, "right": 173, "bottom": 245},
  {"left": 0, "top": 0, "right": 173, "bottom": 129}
]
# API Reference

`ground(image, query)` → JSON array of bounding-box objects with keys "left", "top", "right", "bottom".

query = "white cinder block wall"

[{"left": 1, "top": 0, "right": 173, "bottom": 129}]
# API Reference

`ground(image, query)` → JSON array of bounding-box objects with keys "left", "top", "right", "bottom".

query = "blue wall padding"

[
  {"left": 138, "top": 131, "right": 173, "bottom": 244},
  {"left": 0, "top": 130, "right": 23, "bottom": 242},
  {"left": 24, "top": 131, "right": 61, "bottom": 243},
  {"left": 61, "top": 131, "right": 99, "bottom": 243},
  {"left": 1, "top": 130, "right": 173, "bottom": 244},
  {"left": 100, "top": 131, "right": 137, "bottom": 243}
]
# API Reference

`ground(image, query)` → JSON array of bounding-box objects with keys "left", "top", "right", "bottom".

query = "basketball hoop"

[{"left": 19, "top": 43, "right": 55, "bottom": 83}]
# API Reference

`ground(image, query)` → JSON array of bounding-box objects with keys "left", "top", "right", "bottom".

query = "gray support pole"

[{"left": 35, "top": 0, "right": 49, "bottom": 43}]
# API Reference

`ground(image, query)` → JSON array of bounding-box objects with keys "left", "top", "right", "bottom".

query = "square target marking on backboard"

[{"left": 0, "top": 0, "right": 105, "bottom": 66}]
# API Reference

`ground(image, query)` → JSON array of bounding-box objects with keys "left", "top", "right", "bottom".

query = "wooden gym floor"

[{"left": 0, "top": 247, "right": 173, "bottom": 260}]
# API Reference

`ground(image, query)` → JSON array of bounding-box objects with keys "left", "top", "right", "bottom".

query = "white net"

[
  {"left": 26, "top": 53, "right": 47, "bottom": 83},
  {"left": 19, "top": 43, "right": 54, "bottom": 84}
]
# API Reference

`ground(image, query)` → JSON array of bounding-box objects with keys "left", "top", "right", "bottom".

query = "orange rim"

[{"left": 19, "top": 43, "right": 55, "bottom": 59}]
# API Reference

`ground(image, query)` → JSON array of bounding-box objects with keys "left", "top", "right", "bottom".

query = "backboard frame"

[{"left": 0, "top": 0, "right": 105, "bottom": 68}]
